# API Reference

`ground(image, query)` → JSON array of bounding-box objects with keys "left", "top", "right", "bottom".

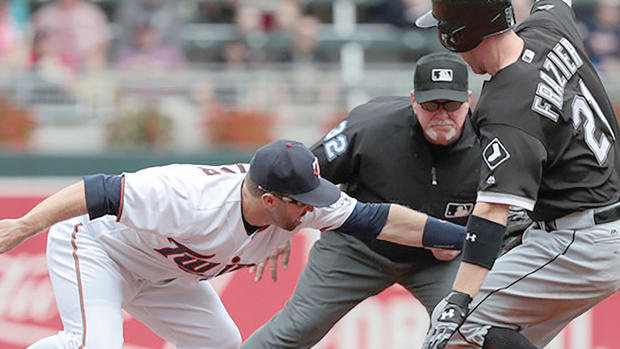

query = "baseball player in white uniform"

[{"left": 0, "top": 139, "right": 468, "bottom": 349}]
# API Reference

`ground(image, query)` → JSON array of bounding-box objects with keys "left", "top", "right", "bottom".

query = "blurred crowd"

[
  {"left": 0, "top": 0, "right": 615, "bottom": 74},
  {"left": 0, "top": 0, "right": 619, "bottom": 152}
]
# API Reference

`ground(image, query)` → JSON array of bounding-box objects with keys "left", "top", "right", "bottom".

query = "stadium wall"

[{"left": 1, "top": 187, "right": 620, "bottom": 348}]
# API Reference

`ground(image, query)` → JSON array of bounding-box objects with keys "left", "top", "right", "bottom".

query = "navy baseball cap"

[
  {"left": 249, "top": 139, "right": 341, "bottom": 207},
  {"left": 414, "top": 52, "right": 469, "bottom": 104}
]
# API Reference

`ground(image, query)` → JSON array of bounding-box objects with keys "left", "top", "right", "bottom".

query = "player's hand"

[
  {"left": 0, "top": 219, "right": 28, "bottom": 254},
  {"left": 429, "top": 248, "right": 460, "bottom": 261},
  {"left": 249, "top": 240, "right": 291, "bottom": 282},
  {"left": 423, "top": 291, "right": 472, "bottom": 349}
]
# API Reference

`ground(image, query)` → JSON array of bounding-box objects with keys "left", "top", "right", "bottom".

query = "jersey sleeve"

[
  {"left": 305, "top": 191, "right": 358, "bottom": 232},
  {"left": 333, "top": 201, "right": 390, "bottom": 241},
  {"left": 118, "top": 165, "right": 200, "bottom": 236},
  {"left": 476, "top": 124, "right": 547, "bottom": 210},
  {"left": 310, "top": 112, "right": 364, "bottom": 184},
  {"left": 522, "top": 0, "right": 581, "bottom": 46}
]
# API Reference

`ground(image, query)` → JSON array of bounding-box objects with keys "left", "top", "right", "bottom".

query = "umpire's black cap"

[
  {"left": 249, "top": 140, "right": 341, "bottom": 207},
  {"left": 414, "top": 52, "right": 469, "bottom": 104}
]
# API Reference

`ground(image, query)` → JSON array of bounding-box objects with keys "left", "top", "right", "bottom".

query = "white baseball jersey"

[{"left": 73, "top": 163, "right": 357, "bottom": 283}]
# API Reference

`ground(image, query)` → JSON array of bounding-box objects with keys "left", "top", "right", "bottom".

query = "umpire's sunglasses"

[
  {"left": 258, "top": 185, "right": 307, "bottom": 207},
  {"left": 420, "top": 100, "right": 463, "bottom": 112}
]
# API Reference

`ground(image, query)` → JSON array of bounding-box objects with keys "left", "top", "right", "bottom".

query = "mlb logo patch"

[
  {"left": 432, "top": 69, "right": 453, "bottom": 82},
  {"left": 445, "top": 203, "right": 474, "bottom": 218}
]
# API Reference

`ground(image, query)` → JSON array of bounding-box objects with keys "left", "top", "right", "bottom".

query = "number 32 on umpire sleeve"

[
  {"left": 323, "top": 120, "right": 349, "bottom": 162},
  {"left": 324, "top": 135, "right": 348, "bottom": 162}
]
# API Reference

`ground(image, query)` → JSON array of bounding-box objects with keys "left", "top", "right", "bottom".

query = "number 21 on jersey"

[{"left": 571, "top": 79, "right": 616, "bottom": 165}]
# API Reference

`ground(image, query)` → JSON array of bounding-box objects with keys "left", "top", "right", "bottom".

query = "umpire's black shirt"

[{"left": 311, "top": 96, "right": 481, "bottom": 263}]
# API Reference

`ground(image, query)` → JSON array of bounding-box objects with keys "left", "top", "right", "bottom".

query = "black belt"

[
  {"left": 593, "top": 203, "right": 620, "bottom": 224},
  {"left": 538, "top": 202, "right": 620, "bottom": 231}
]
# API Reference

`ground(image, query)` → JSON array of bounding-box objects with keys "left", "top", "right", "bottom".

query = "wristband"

[
  {"left": 446, "top": 290, "right": 473, "bottom": 307},
  {"left": 462, "top": 215, "right": 506, "bottom": 269},
  {"left": 422, "top": 216, "right": 466, "bottom": 250}
]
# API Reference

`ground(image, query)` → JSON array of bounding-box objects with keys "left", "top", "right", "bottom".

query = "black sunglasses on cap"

[
  {"left": 420, "top": 100, "right": 463, "bottom": 112},
  {"left": 258, "top": 185, "right": 307, "bottom": 207}
]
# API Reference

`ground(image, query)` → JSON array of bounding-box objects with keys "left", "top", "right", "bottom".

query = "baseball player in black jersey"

[
  {"left": 242, "top": 52, "right": 481, "bottom": 348},
  {"left": 416, "top": 0, "right": 620, "bottom": 348}
]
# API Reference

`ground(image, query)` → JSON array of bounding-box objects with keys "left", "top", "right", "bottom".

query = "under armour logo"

[
  {"left": 440, "top": 308, "right": 455, "bottom": 320},
  {"left": 466, "top": 233, "right": 477, "bottom": 242}
]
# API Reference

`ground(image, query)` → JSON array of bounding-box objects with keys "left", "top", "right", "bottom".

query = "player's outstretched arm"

[
  {"left": 376, "top": 204, "right": 427, "bottom": 245},
  {"left": 333, "top": 202, "right": 465, "bottom": 250},
  {"left": 377, "top": 204, "right": 466, "bottom": 250},
  {"left": 0, "top": 181, "right": 87, "bottom": 254}
]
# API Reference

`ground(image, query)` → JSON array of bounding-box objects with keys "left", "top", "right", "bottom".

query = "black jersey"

[
  {"left": 311, "top": 96, "right": 481, "bottom": 263},
  {"left": 472, "top": 0, "right": 620, "bottom": 221}
]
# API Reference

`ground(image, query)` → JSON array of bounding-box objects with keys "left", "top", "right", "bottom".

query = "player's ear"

[
  {"left": 467, "top": 90, "right": 473, "bottom": 104},
  {"left": 410, "top": 90, "right": 416, "bottom": 104},
  {"left": 261, "top": 193, "right": 278, "bottom": 208}
]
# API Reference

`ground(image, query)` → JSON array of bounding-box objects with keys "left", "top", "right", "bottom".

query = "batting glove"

[{"left": 422, "top": 290, "right": 472, "bottom": 349}]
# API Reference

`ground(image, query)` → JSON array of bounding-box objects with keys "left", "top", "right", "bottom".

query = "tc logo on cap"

[
  {"left": 312, "top": 157, "right": 321, "bottom": 177},
  {"left": 431, "top": 69, "right": 453, "bottom": 82}
]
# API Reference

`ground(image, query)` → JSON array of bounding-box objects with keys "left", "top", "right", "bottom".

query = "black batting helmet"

[{"left": 416, "top": 0, "right": 516, "bottom": 52}]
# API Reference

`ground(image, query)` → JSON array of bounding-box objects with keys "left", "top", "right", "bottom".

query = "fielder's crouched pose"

[{"left": 0, "top": 139, "right": 466, "bottom": 349}]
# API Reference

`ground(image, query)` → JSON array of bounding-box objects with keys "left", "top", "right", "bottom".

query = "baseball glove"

[{"left": 498, "top": 208, "right": 532, "bottom": 257}]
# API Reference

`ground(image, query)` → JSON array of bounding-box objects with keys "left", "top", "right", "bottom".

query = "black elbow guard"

[{"left": 462, "top": 215, "right": 506, "bottom": 270}]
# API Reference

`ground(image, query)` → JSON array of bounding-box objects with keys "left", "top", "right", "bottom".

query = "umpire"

[{"left": 242, "top": 52, "right": 481, "bottom": 348}]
